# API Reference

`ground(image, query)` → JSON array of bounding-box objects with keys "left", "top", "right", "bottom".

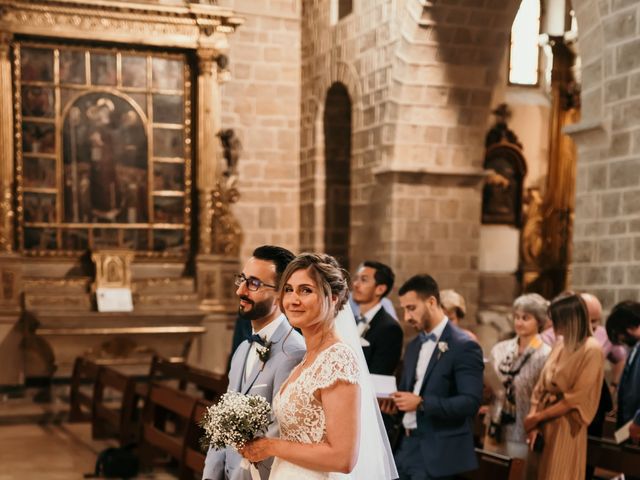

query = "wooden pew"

[
  {"left": 69, "top": 357, "right": 100, "bottom": 422},
  {"left": 92, "top": 365, "right": 142, "bottom": 445},
  {"left": 145, "top": 355, "right": 227, "bottom": 402},
  {"left": 180, "top": 398, "right": 212, "bottom": 480},
  {"left": 587, "top": 436, "right": 640, "bottom": 477},
  {"left": 139, "top": 382, "right": 198, "bottom": 473},
  {"left": 458, "top": 449, "right": 525, "bottom": 480}
]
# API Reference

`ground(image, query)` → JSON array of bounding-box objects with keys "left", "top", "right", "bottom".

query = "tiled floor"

[{"left": 0, "top": 421, "right": 177, "bottom": 480}]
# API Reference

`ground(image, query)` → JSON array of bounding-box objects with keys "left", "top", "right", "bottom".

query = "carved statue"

[{"left": 207, "top": 129, "right": 242, "bottom": 256}]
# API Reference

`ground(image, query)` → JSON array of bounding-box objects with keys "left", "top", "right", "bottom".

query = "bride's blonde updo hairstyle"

[{"left": 278, "top": 253, "right": 350, "bottom": 322}]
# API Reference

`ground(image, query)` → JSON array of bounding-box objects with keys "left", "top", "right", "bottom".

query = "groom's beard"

[{"left": 238, "top": 295, "right": 274, "bottom": 321}]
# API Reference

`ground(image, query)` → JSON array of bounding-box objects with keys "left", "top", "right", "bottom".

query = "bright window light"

[{"left": 509, "top": 0, "right": 541, "bottom": 85}]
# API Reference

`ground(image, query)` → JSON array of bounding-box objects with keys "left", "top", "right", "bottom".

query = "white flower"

[
  {"left": 200, "top": 391, "right": 272, "bottom": 451},
  {"left": 437, "top": 341, "right": 449, "bottom": 354}
]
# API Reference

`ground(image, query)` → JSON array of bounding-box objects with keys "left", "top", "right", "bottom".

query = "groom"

[
  {"left": 202, "top": 245, "right": 306, "bottom": 480},
  {"left": 387, "top": 274, "right": 483, "bottom": 479}
]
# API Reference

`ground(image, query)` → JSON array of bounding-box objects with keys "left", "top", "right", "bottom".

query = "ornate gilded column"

[
  {"left": 0, "top": 31, "right": 14, "bottom": 253},
  {"left": 196, "top": 49, "right": 222, "bottom": 256}
]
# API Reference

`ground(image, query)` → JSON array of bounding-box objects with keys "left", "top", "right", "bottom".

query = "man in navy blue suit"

[
  {"left": 606, "top": 301, "right": 640, "bottom": 443},
  {"left": 386, "top": 274, "right": 483, "bottom": 480}
]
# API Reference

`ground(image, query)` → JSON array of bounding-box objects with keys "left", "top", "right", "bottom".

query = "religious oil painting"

[
  {"left": 62, "top": 92, "right": 148, "bottom": 223},
  {"left": 153, "top": 128, "right": 183, "bottom": 158},
  {"left": 23, "top": 192, "right": 56, "bottom": 223},
  {"left": 61, "top": 229, "right": 89, "bottom": 251},
  {"left": 60, "top": 49, "right": 86, "bottom": 84},
  {"left": 153, "top": 196, "right": 185, "bottom": 224},
  {"left": 21, "top": 47, "right": 54, "bottom": 82},
  {"left": 24, "top": 228, "right": 57, "bottom": 250},
  {"left": 152, "top": 57, "right": 183, "bottom": 90},
  {"left": 22, "top": 123, "right": 55, "bottom": 154},
  {"left": 154, "top": 163, "right": 185, "bottom": 191},
  {"left": 24, "top": 157, "right": 56, "bottom": 188},
  {"left": 90, "top": 53, "right": 117, "bottom": 86},
  {"left": 153, "top": 229, "right": 185, "bottom": 252},
  {"left": 16, "top": 42, "right": 190, "bottom": 255},
  {"left": 153, "top": 94, "right": 183, "bottom": 124},
  {"left": 122, "top": 55, "right": 147, "bottom": 88},
  {"left": 21, "top": 86, "right": 54, "bottom": 118}
]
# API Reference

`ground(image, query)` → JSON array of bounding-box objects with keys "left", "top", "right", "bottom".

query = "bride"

[{"left": 240, "top": 253, "right": 397, "bottom": 479}]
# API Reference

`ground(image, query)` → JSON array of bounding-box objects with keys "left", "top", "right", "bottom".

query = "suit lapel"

[
  {"left": 232, "top": 341, "right": 251, "bottom": 392},
  {"left": 420, "top": 322, "right": 452, "bottom": 393},
  {"left": 402, "top": 338, "right": 420, "bottom": 391},
  {"left": 242, "top": 317, "right": 292, "bottom": 394}
]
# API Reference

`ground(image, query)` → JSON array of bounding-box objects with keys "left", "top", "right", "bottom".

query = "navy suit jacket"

[
  {"left": 362, "top": 307, "right": 403, "bottom": 375},
  {"left": 398, "top": 321, "right": 483, "bottom": 478},
  {"left": 618, "top": 342, "right": 640, "bottom": 427}
]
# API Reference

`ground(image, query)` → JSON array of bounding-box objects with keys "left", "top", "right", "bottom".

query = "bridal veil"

[{"left": 334, "top": 303, "right": 398, "bottom": 479}]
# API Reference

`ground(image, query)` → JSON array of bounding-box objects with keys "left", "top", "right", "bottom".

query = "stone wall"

[
  {"left": 571, "top": 0, "right": 640, "bottom": 309},
  {"left": 218, "top": 0, "right": 301, "bottom": 261}
]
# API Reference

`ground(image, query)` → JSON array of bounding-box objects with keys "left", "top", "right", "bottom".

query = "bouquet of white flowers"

[{"left": 200, "top": 391, "right": 272, "bottom": 451}]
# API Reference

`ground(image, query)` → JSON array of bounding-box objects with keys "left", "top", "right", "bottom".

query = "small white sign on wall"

[{"left": 96, "top": 287, "right": 133, "bottom": 312}]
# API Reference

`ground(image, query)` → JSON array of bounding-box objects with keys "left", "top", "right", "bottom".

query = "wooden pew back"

[
  {"left": 587, "top": 436, "right": 640, "bottom": 477},
  {"left": 458, "top": 449, "right": 525, "bottom": 480},
  {"left": 140, "top": 382, "right": 197, "bottom": 472}
]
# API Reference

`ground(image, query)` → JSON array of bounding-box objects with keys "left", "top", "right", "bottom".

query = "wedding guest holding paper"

[
  {"left": 384, "top": 274, "right": 483, "bottom": 479},
  {"left": 605, "top": 300, "right": 640, "bottom": 443},
  {"left": 484, "top": 294, "right": 551, "bottom": 459},
  {"left": 524, "top": 293, "right": 604, "bottom": 480}
]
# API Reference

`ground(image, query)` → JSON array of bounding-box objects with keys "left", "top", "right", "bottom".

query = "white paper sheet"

[
  {"left": 96, "top": 287, "right": 133, "bottom": 312},
  {"left": 371, "top": 374, "right": 397, "bottom": 398},
  {"left": 614, "top": 419, "right": 633, "bottom": 444}
]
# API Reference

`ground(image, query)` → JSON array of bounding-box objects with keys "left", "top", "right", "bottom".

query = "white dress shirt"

[
  {"left": 357, "top": 302, "right": 382, "bottom": 336},
  {"left": 403, "top": 317, "right": 449, "bottom": 430},
  {"left": 244, "top": 314, "right": 286, "bottom": 382}
]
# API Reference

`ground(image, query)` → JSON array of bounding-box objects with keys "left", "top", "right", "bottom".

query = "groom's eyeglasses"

[{"left": 234, "top": 273, "right": 277, "bottom": 292}]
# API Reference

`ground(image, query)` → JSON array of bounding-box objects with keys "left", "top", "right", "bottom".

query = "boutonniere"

[
  {"left": 437, "top": 341, "right": 449, "bottom": 359},
  {"left": 256, "top": 341, "right": 272, "bottom": 364}
]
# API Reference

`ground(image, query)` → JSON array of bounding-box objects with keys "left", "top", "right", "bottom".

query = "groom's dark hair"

[
  {"left": 398, "top": 274, "right": 441, "bottom": 304},
  {"left": 252, "top": 245, "right": 295, "bottom": 283}
]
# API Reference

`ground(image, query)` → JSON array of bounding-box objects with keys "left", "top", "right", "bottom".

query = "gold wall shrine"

[{"left": 0, "top": 0, "right": 244, "bottom": 382}]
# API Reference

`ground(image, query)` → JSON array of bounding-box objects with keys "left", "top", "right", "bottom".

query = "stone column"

[
  {"left": 0, "top": 32, "right": 23, "bottom": 386},
  {"left": 192, "top": 48, "right": 239, "bottom": 373}
]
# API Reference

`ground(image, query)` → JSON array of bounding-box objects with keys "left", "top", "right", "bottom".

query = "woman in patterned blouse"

[{"left": 484, "top": 293, "right": 552, "bottom": 459}]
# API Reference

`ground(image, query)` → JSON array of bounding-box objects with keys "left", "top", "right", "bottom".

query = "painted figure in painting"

[{"left": 63, "top": 93, "right": 148, "bottom": 224}]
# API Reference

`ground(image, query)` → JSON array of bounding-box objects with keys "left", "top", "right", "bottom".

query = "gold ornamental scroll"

[{"left": 0, "top": 32, "right": 14, "bottom": 252}]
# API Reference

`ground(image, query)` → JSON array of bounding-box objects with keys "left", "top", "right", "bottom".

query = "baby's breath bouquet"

[{"left": 200, "top": 391, "right": 272, "bottom": 451}]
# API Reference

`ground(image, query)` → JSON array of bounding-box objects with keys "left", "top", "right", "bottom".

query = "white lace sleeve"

[{"left": 309, "top": 343, "right": 360, "bottom": 393}]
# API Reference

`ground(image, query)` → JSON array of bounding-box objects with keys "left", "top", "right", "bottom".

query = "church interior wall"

[
  {"left": 571, "top": 0, "right": 640, "bottom": 310},
  {"left": 218, "top": 0, "right": 302, "bottom": 261}
]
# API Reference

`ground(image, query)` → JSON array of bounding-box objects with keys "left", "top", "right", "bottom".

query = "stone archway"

[{"left": 323, "top": 82, "right": 352, "bottom": 269}]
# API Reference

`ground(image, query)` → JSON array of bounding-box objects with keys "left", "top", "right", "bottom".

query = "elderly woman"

[{"left": 484, "top": 293, "right": 552, "bottom": 459}]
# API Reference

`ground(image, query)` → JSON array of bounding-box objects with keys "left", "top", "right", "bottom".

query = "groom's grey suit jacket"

[{"left": 202, "top": 316, "right": 305, "bottom": 480}]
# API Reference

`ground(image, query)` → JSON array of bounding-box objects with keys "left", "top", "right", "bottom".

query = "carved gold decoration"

[
  {"left": 210, "top": 180, "right": 242, "bottom": 256},
  {"left": 91, "top": 249, "right": 134, "bottom": 289},
  {"left": 0, "top": 33, "right": 14, "bottom": 253},
  {"left": 0, "top": 1, "right": 243, "bottom": 51}
]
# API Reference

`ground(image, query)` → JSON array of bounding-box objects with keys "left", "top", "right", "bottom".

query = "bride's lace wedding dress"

[{"left": 270, "top": 342, "right": 360, "bottom": 479}]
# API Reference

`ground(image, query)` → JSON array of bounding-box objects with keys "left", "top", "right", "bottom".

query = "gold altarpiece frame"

[{"left": 0, "top": 0, "right": 244, "bottom": 382}]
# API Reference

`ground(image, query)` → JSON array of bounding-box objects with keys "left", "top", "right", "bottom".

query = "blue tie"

[
  {"left": 419, "top": 332, "right": 437, "bottom": 344},
  {"left": 248, "top": 334, "right": 265, "bottom": 346}
]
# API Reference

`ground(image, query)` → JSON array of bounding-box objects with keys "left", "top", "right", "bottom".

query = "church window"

[{"left": 509, "top": 0, "right": 541, "bottom": 86}]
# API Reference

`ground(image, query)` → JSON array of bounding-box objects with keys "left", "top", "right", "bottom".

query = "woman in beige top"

[{"left": 524, "top": 293, "right": 604, "bottom": 480}]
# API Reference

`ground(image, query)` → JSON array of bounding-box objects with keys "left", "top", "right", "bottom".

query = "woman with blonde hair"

[
  {"left": 240, "top": 253, "right": 397, "bottom": 479},
  {"left": 524, "top": 293, "right": 604, "bottom": 479}
]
